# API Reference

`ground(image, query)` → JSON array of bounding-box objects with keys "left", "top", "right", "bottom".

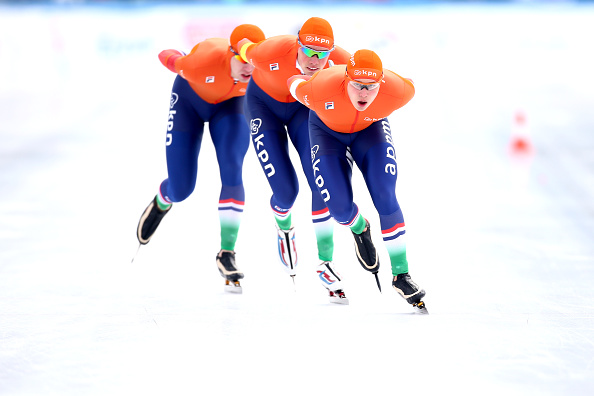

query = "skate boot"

[
  {"left": 392, "top": 273, "right": 427, "bottom": 314},
  {"left": 316, "top": 261, "right": 349, "bottom": 305},
  {"left": 352, "top": 220, "right": 379, "bottom": 273},
  {"left": 216, "top": 250, "right": 244, "bottom": 294},
  {"left": 276, "top": 226, "right": 297, "bottom": 277},
  {"left": 352, "top": 220, "right": 381, "bottom": 290},
  {"left": 137, "top": 196, "right": 171, "bottom": 245}
]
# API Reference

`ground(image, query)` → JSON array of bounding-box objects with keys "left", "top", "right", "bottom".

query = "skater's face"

[
  {"left": 230, "top": 55, "right": 255, "bottom": 83},
  {"left": 346, "top": 78, "right": 380, "bottom": 111},
  {"left": 297, "top": 43, "right": 331, "bottom": 76}
]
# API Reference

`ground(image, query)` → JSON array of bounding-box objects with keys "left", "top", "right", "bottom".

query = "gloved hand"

[{"left": 158, "top": 49, "right": 184, "bottom": 73}]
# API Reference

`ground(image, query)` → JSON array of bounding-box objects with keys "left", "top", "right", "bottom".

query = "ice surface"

[{"left": 1, "top": 3, "right": 593, "bottom": 395}]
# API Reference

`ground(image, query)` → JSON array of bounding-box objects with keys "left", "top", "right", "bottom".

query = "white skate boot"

[
  {"left": 276, "top": 226, "right": 298, "bottom": 277},
  {"left": 316, "top": 261, "right": 349, "bottom": 305}
]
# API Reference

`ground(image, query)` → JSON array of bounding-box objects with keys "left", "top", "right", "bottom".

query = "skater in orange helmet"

[
  {"left": 236, "top": 17, "right": 352, "bottom": 304},
  {"left": 287, "top": 49, "right": 427, "bottom": 313},
  {"left": 135, "top": 24, "right": 265, "bottom": 293}
]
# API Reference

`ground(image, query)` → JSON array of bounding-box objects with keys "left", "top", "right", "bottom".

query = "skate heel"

[
  {"left": 216, "top": 250, "right": 244, "bottom": 281},
  {"left": 392, "top": 273, "right": 428, "bottom": 314},
  {"left": 412, "top": 300, "right": 428, "bottom": 314},
  {"left": 328, "top": 289, "right": 349, "bottom": 305},
  {"left": 224, "top": 279, "right": 243, "bottom": 294}
]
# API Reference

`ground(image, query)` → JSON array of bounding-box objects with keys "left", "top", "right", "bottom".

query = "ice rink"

[{"left": 1, "top": 2, "right": 594, "bottom": 395}]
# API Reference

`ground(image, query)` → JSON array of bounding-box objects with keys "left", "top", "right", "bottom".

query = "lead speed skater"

[{"left": 287, "top": 49, "right": 428, "bottom": 313}]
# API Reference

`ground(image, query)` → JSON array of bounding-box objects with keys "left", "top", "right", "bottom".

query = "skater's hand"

[
  {"left": 158, "top": 49, "right": 184, "bottom": 73},
  {"left": 287, "top": 74, "right": 310, "bottom": 101}
]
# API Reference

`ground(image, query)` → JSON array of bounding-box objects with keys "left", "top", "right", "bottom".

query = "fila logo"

[
  {"left": 270, "top": 63, "right": 279, "bottom": 71},
  {"left": 205, "top": 76, "right": 215, "bottom": 83},
  {"left": 364, "top": 117, "right": 384, "bottom": 122},
  {"left": 303, "top": 94, "right": 309, "bottom": 106},
  {"left": 325, "top": 102, "right": 334, "bottom": 110}
]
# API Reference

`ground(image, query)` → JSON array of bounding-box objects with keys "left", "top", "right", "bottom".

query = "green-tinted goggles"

[{"left": 298, "top": 39, "right": 334, "bottom": 59}]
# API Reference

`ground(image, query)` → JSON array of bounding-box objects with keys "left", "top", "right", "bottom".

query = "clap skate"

[
  {"left": 216, "top": 250, "right": 244, "bottom": 294},
  {"left": 317, "top": 261, "right": 349, "bottom": 305},
  {"left": 136, "top": 196, "right": 171, "bottom": 245},
  {"left": 276, "top": 226, "right": 298, "bottom": 280},
  {"left": 392, "top": 273, "right": 427, "bottom": 314},
  {"left": 352, "top": 219, "right": 381, "bottom": 291}
]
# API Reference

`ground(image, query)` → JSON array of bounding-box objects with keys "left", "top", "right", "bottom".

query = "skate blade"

[
  {"left": 329, "top": 296, "right": 349, "bottom": 305},
  {"left": 224, "top": 280, "right": 243, "bottom": 294},
  {"left": 412, "top": 301, "right": 428, "bottom": 314},
  {"left": 329, "top": 290, "right": 349, "bottom": 305}
]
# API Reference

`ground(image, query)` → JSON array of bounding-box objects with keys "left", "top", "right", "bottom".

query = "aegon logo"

[
  {"left": 250, "top": 118, "right": 275, "bottom": 177},
  {"left": 382, "top": 120, "right": 397, "bottom": 175},
  {"left": 303, "top": 35, "right": 330, "bottom": 46},
  {"left": 311, "top": 145, "right": 330, "bottom": 202}
]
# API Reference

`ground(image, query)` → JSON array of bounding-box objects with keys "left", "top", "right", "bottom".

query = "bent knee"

[{"left": 167, "top": 184, "right": 195, "bottom": 203}]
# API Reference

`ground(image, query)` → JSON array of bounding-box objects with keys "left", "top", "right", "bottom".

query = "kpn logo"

[
  {"left": 303, "top": 35, "right": 331, "bottom": 46},
  {"left": 353, "top": 70, "right": 378, "bottom": 78}
]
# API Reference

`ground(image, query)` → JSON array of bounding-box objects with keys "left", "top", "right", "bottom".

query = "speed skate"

[{"left": 217, "top": 251, "right": 244, "bottom": 294}]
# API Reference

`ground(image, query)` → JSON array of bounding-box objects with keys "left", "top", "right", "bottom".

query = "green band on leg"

[
  {"left": 315, "top": 232, "right": 334, "bottom": 262},
  {"left": 155, "top": 194, "right": 172, "bottom": 211},
  {"left": 220, "top": 223, "right": 239, "bottom": 251},
  {"left": 390, "top": 251, "right": 409, "bottom": 276},
  {"left": 349, "top": 214, "right": 367, "bottom": 234},
  {"left": 275, "top": 213, "right": 292, "bottom": 231}
]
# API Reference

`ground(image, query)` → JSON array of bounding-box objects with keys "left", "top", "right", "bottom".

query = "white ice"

[{"left": 1, "top": 2, "right": 593, "bottom": 395}]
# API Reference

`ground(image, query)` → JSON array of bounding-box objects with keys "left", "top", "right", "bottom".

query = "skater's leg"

[{"left": 210, "top": 98, "right": 250, "bottom": 252}]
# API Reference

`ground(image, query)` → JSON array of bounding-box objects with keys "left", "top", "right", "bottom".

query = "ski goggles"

[
  {"left": 229, "top": 46, "right": 248, "bottom": 64},
  {"left": 297, "top": 39, "right": 334, "bottom": 59},
  {"left": 348, "top": 80, "right": 381, "bottom": 91}
]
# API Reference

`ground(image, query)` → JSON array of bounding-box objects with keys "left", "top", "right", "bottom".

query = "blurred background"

[{"left": 1, "top": 1, "right": 593, "bottom": 395}]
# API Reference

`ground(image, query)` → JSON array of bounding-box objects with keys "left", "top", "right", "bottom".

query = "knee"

[
  {"left": 328, "top": 202, "right": 356, "bottom": 225},
  {"left": 273, "top": 183, "right": 299, "bottom": 209},
  {"left": 219, "top": 160, "right": 244, "bottom": 186},
  {"left": 371, "top": 189, "right": 399, "bottom": 215},
  {"left": 167, "top": 182, "right": 195, "bottom": 203}
]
